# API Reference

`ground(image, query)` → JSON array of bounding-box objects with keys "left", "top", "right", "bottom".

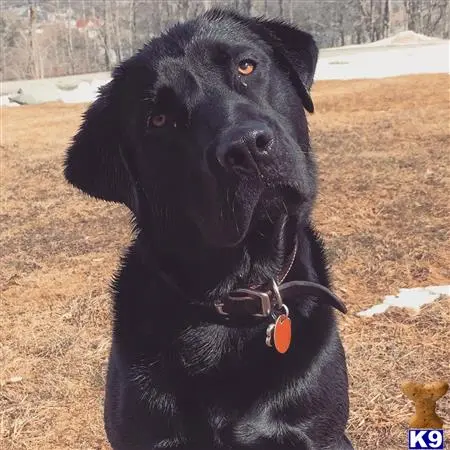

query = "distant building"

[{"left": 75, "top": 17, "right": 102, "bottom": 38}]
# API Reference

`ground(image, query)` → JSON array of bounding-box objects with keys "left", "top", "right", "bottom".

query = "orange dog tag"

[{"left": 273, "top": 314, "right": 291, "bottom": 354}]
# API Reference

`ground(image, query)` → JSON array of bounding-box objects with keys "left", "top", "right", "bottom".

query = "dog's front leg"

[
  {"left": 153, "top": 437, "right": 189, "bottom": 449},
  {"left": 261, "top": 434, "right": 354, "bottom": 450},
  {"left": 153, "top": 439, "right": 216, "bottom": 450},
  {"left": 231, "top": 432, "right": 354, "bottom": 450}
]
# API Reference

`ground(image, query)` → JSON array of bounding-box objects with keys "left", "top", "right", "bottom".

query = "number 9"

[{"left": 428, "top": 430, "right": 443, "bottom": 448}]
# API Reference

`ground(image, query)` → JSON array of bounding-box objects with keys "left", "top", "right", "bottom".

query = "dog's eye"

[
  {"left": 238, "top": 60, "right": 256, "bottom": 76},
  {"left": 149, "top": 114, "right": 167, "bottom": 128}
]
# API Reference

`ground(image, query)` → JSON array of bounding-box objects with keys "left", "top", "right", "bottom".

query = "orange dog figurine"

[{"left": 402, "top": 380, "right": 449, "bottom": 428}]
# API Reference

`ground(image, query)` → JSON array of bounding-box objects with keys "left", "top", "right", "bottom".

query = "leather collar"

[
  {"left": 140, "top": 235, "right": 347, "bottom": 322},
  {"left": 213, "top": 238, "right": 298, "bottom": 318},
  {"left": 212, "top": 238, "right": 347, "bottom": 319}
]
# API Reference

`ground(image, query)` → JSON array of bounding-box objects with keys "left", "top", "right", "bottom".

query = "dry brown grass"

[{"left": 1, "top": 74, "right": 449, "bottom": 450}]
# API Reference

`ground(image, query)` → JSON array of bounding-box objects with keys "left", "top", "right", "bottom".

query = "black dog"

[{"left": 64, "top": 9, "right": 353, "bottom": 450}]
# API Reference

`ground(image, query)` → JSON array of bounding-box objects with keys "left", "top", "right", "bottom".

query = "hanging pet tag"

[
  {"left": 265, "top": 303, "right": 291, "bottom": 354},
  {"left": 273, "top": 314, "right": 291, "bottom": 354}
]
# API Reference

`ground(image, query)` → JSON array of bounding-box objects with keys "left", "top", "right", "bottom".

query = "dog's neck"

[{"left": 136, "top": 214, "right": 300, "bottom": 302}]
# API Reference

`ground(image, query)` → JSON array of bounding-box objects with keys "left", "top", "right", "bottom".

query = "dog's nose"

[{"left": 216, "top": 124, "right": 273, "bottom": 174}]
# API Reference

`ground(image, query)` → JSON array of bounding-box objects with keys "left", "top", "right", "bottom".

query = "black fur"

[{"left": 64, "top": 9, "right": 353, "bottom": 450}]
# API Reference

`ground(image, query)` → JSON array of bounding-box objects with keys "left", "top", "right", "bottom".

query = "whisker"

[
  {"left": 231, "top": 189, "right": 239, "bottom": 235},
  {"left": 263, "top": 202, "right": 273, "bottom": 225}
]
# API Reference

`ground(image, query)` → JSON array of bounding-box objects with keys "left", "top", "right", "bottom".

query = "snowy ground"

[
  {"left": 1, "top": 72, "right": 111, "bottom": 107},
  {"left": 316, "top": 40, "right": 449, "bottom": 81},
  {"left": 358, "top": 285, "right": 450, "bottom": 317},
  {"left": 2, "top": 31, "right": 449, "bottom": 107}
]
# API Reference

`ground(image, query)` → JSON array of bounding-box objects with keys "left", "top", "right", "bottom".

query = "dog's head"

[{"left": 65, "top": 9, "right": 318, "bottom": 248}]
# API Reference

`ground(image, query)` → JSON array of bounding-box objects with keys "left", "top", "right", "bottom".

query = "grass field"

[{"left": 1, "top": 74, "right": 449, "bottom": 450}]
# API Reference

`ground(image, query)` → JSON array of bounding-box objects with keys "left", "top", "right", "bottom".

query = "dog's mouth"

[
  {"left": 267, "top": 183, "right": 304, "bottom": 205},
  {"left": 253, "top": 183, "right": 305, "bottom": 220},
  {"left": 186, "top": 163, "right": 308, "bottom": 248}
]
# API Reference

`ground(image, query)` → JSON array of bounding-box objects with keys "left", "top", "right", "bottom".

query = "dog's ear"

[
  {"left": 251, "top": 18, "right": 318, "bottom": 113},
  {"left": 64, "top": 77, "right": 135, "bottom": 207}
]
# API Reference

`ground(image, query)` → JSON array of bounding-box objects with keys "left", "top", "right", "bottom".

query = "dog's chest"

[
  {"left": 163, "top": 363, "right": 299, "bottom": 448},
  {"left": 208, "top": 403, "right": 282, "bottom": 447},
  {"left": 176, "top": 322, "right": 262, "bottom": 375}
]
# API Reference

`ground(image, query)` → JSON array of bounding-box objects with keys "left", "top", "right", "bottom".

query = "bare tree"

[
  {"left": 102, "top": 0, "right": 114, "bottom": 70},
  {"left": 81, "top": 0, "right": 90, "bottom": 72},
  {"left": 112, "top": 0, "right": 123, "bottom": 61},
  {"left": 288, "top": 0, "right": 294, "bottom": 22},
  {"left": 356, "top": 0, "right": 375, "bottom": 41},
  {"left": 241, "top": 0, "right": 252, "bottom": 15},
  {"left": 404, "top": 0, "right": 422, "bottom": 32},
  {"left": 444, "top": 0, "right": 449, "bottom": 38},
  {"left": 422, "top": 0, "right": 448, "bottom": 35},
  {"left": 129, "top": 0, "right": 137, "bottom": 56},
  {"left": 66, "top": 0, "right": 75, "bottom": 74},
  {"left": 336, "top": 8, "right": 346, "bottom": 46},
  {"left": 278, "top": 0, "right": 284, "bottom": 17},
  {"left": 26, "top": 0, "right": 42, "bottom": 78},
  {"left": 383, "top": 0, "right": 391, "bottom": 37},
  {"left": 2, "top": 0, "right": 449, "bottom": 82}
]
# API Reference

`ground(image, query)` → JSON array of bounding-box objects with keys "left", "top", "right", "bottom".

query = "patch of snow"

[
  {"left": 3, "top": 79, "right": 111, "bottom": 106},
  {"left": 7, "top": 84, "right": 62, "bottom": 105},
  {"left": 358, "top": 285, "right": 450, "bottom": 317},
  {"left": 1, "top": 95, "right": 20, "bottom": 107},
  {"left": 3, "top": 32, "right": 449, "bottom": 106},
  {"left": 316, "top": 42, "right": 449, "bottom": 81},
  {"left": 363, "top": 30, "right": 446, "bottom": 47},
  {"left": 329, "top": 30, "right": 446, "bottom": 51},
  {"left": 59, "top": 80, "right": 104, "bottom": 103}
]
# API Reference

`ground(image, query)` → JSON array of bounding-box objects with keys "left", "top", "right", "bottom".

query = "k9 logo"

[{"left": 408, "top": 429, "right": 444, "bottom": 450}]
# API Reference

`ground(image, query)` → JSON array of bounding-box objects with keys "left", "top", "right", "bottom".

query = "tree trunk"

[
  {"left": 27, "top": 1, "right": 39, "bottom": 78},
  {"left": 178, "top": 0, "right": 190, "bottom": 22},
  {"left": 278, "top": 0, "right": 284, "bottom": 17},
  {"left": 112, "top": 0, "right": 123, "bottom": 61},
  {"left": 55, "top": 0, "right": 61, "bottom": 71},
  {"left": 336, "top": 8, "right": 345, "bottom": 46},
  {"left": 66, "top": 0, "right": 75, "bottom": 74},
  {"left": 369, "top": 0, "right": 375, "bottom": 40},
  {"left": 129, "top": 0, "right": 137, "bottom": 56},
  {"left": 383, "top": 0, "right": 391, "bottom": 37},
  {"left": 444, "top": 1, "right": 449, "bottom": 38},
  {"left": 356, "top": 26, "right": 362, "bottom": 44},
  {"left": 81, "top": 0, "right": 90, "bottom": 73},
  {"left": 356, "top": 0, "right": 371, "bottom": 43},
  {"left": 242, "top": 0, "right": 252, "bottom": 15},
  {"left": 404, "top": 0, "right": 421, "bottom": 32},
  {"left": 103, "top": 0, "right": 113, "bottom": 70},
  {"left": 423, "top": 0, "right": 448, "bottom": 36}
]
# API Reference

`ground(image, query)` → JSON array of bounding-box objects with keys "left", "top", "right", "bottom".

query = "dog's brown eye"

[
  {"left": 238, "top": 60, "right": 256, "bottom": 76},
  {"left": 149, "top": 114, "right": 167, "bottom": 128}
]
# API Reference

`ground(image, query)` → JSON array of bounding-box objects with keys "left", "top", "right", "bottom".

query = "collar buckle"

[{"left": 214, "top": 288, "right": 272, "bottom": 317}]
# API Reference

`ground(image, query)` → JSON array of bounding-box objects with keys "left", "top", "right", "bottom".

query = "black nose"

[{"left": 216, "top": 123, "right": 274, "bottom": 174}]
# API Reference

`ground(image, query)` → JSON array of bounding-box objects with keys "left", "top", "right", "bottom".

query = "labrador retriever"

[{"left": 64, "top": 8, "right": 353, "bottom": 450}]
